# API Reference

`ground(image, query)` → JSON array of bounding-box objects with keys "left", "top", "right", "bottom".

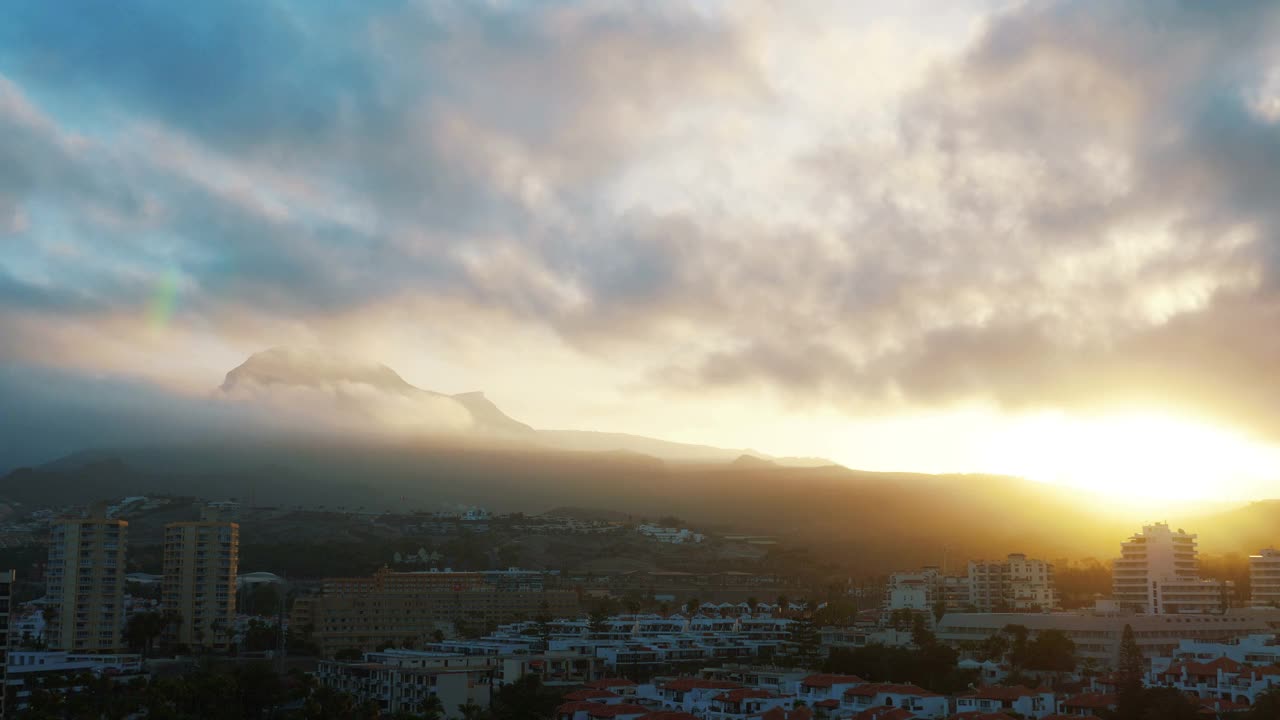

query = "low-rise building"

[
  {"left": 5, "top": 650, "right": 144, "bottom": 714},
  {"left": 955, "top": 686, "right": 1055, "bottom": 719},
  {"left": 936, "top": 610, "right": 1273, "bottom": 666},
  {"left": 842, "top": 683, "right": 948, "bottom": 718},
  {"left": 316, "top": 650, "right": 495, "bottom": 718}
]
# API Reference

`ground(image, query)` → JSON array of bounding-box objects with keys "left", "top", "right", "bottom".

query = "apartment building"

[
  {"left": 0, "top": 569, "right": 13, "bottom": 719},
  {"left": 967, "top": 554, "right": 1056, "bottom": 611},
  {"left": 294, "top": 568, "right": 580, "bottom": 657},
  {"left": 1113, "top": 523, "right": 1227, "bottom": 614},
  {"left": 967, "top": 560, "right": 1006, "bottom": 612},
  {"left": 162, "top": 517, "right": 239, "bottom": 648},
  {"left": 1250, "top": 549, "right": 1280, "bottom": 608},
  {"left": 1004, "top": 553, "right": 1056, "bottom": 610},
  {"left": 46, "top": 514, "right": 127, "bottom": 652}
]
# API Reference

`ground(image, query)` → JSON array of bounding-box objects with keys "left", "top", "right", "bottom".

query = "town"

[{"left": 1, "top": 496, "right": 1278, "bottom": 720}]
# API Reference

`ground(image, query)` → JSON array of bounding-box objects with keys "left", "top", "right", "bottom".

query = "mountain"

[
  {"left": 219, "top": 347, "right": 534, "bottom": 436},
  {"left": 216, "top": 347, "right": 826, "bottom": 465}
]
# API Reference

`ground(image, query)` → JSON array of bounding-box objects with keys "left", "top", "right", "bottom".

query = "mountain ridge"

[{"left": 218, "top": 346, "right": 834, "bottom": 466}]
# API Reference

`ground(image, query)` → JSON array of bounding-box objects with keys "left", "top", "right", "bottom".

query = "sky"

[{"left": 3, "top": 1, "right": 1280, "bottom": 501}]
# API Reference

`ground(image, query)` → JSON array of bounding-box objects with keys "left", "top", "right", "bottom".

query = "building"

[
  {"left": 955, "top": 686, "right": 1056, "bottom": 718},
  {"left": 1152, "top": 656, "right": 1280, "bottom": 707},
  {"left": 5, "top": 650, "right": 144, "bottom": 715},
  {"left": 162, "top": 517, "right": 240, "bottom": 648},
  {"left": 968, "top": 561, "right": 1006, "bottom": 612},
  {"left": 1160, "top": 633, "right": 1280, "bottom": 667},
  {"left": 315, "top": 650, "right": 494, "bottom": 719},
  {"left": 294, "top": 568, "right": 580, "bottom": 657},
  {"left": 936, "top": 610, "right": 1274, "bottom": 667},
  {"left": 0, "top": 569, "right": 13, "bottom": 719},
  {"left": 46, "top": 513, "right": 127, "bottom": 652},
  {"left": 841, "top": 683, "right": 948, "bottom": 718},
  {"left": 1113, "top": 523, "right": 1227, "bottom": 615},
  {"left": 967, "top": 554, "right": 1056, "bottom": 612},
  {"left": 885, "top": 569, "right": 941, "bottom": 613},
  {"left": 1250, "top": 549, "right": 1280, "bottom": 608},
  {"left": 1004, "top": 554, "right": 1056, "bottom": 610}
]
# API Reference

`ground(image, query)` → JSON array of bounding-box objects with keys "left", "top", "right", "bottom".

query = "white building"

[
  {"left": 637, "top": 525, "right": 705, "bottom": 544},
  {"left": 1004, "top": 553, "right": 1056, "bottom": 610},
  {"left": 936, "top": 610, "right": 1274, "bottom": 667},
  {"left": 1113, "top": 523, "right": 1227, "bottom": 615},
  {"left": 841, "top": 683, "right": 949, "bottom": 718},
  {"left": 1160, "top": 633, "right": 1280, "bottom": 667},
  {"left": 1153, "top": 656, "right": 1280, "bottom": 707},
  {"left": 955, "top": 686, "right": 1056, "bottom": 718},
  {"left": 1251, "top": 549, "right": 1280, "bottom": 608},
  {"left": 967, "top": 554, "right": 1056, "bottom": 612},
  {"left": 886, "top": 569, "right": 941, "bottom": 612}
]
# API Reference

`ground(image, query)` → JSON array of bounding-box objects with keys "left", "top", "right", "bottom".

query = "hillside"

[{"left": 6, "top": 439, "right": 1266, "bottom": 574}]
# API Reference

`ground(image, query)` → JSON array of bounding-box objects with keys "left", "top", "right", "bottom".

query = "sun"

[{"left": 981, "top": 410, "right": 1280, "bottom": 503}]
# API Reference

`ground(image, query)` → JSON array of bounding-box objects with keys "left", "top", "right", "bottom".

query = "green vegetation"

[{"left": 822, "top": 642, "right": 976, "bottom": 695}]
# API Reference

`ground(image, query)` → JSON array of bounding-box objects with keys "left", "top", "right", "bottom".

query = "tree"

[
  {"left": 910, "top": 613, "right": 937, "bottom": 649},
  {"left": 888, "top": 608, "right": 914, "bottom": 631},
  {"left": 487, "top": 675, "right": 562, "bottom": 720},
  {"left": 125, "top": 611, "right": 167, "bottom": 656},
  {"left": 1024, "top": 629, "right": 1075, "bottom": 674},
  {"left": 932, "top": 599, "right": 948, "bottom": 624},
  {"left": 1001, "top": 624, "right": 1030, "bottom": 668},
  {"left": 979, "top": 632, "right": 1009, "bottom": 662},
  {"left": 791, "top": 615, "right": 822, "bottom": 667},
  {"left": 1133, "top": 686, "right": 1201, "bottom": 720},
  {"left": 1114, "top": 623, "right": 1147, "bottom": 720},
  {"left": 334, "top": 647, "right": 363, "bottom": 662},
  {"left": 1247, "top": 688, "right": 1280, "bottom": 719}
]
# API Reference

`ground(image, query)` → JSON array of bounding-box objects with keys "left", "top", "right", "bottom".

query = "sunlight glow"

[{"left": 980, "top": 411, "right": 1280, "bottom": 503}]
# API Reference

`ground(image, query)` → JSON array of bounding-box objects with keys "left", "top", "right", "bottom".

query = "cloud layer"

[{"left": 4, "top": 0, "right": 1280, "bottom": 456}]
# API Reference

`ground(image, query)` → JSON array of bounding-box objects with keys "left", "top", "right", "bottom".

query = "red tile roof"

[
  {"left": 801, "top": 673, "right": 866, "bottom": 688},
  {"left": 813, "top": 699, "right": 840, "bottom": 708},
  {"left": 558, "top": 701, "right": 607, "bottom": 716},
  {"left": 1163, "top": 657, "right": 1247, "bottom": 678},
  {"left": 637, "top": 714, "right": 698, "bottom": 720},
  {"left": 564, "top": 689, "right": 620, "bottom": 701},
  {"left": 585, "top": 704, "right": 650, "bottom": 718},
  {"left": 1061, "top": 692, "right": 1116, "bottom": 709}
]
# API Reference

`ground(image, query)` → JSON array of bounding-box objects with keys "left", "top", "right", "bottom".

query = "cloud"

[{"left": 4, "top": 0, "right": 1280, "bottom": 449}]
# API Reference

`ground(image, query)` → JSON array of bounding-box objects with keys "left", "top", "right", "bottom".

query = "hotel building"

[{"left": 46, "top": 513, "right": 127, "bottom": 652}]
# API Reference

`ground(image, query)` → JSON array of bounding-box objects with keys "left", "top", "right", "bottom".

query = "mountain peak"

[{"left": 220, "top": 346, "right": 415, "bottom": 395}]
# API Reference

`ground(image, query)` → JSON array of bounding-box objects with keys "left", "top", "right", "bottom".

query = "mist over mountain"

[
  {"left": 214, "top": 347, "right": 832, "bottom": 463},
  {"left": 4, "top": 347, "right": 1275, "bottom": 573}
]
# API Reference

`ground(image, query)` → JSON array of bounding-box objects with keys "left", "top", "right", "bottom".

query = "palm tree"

[{"left": 458, "top": 701, "right": 485, "bottom": 720}]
